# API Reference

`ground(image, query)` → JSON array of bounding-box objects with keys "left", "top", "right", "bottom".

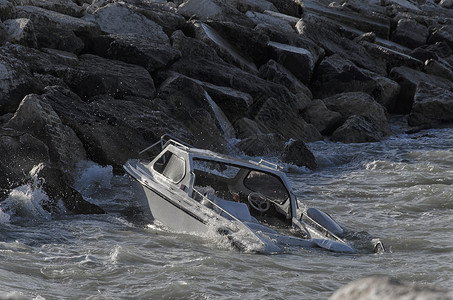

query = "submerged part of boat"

[{"left": 124, "top": 135, "right": 384, "bottom": 254}]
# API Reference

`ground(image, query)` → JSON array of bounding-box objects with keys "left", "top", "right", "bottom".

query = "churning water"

[{"left": 1, "top": 124, "right": 453, "bottom": 299}]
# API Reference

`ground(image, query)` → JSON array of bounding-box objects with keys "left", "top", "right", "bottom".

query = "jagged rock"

[
  {"left": 89, "top": 2, "right": 169, "bottom": 44},
  {"left": 440, "top": 0, "right": 453, "bottom": 8},
  {"left": 323, "top": 92, "right": 391, "bottom": 142},
  {"left": 200, "top": 81, "right": 252, "bottom": 124},
  {"left": 258, "top": 59, "right": 312, "bottom": 106},
  {"left": 3, "top": 18, "right": 38, "bottom": 48},
  {"left": 254, "top": 97, "right": 323, "bottom": 142},
  {"left": 169, "top": 30, "right": 306, "bottom": 117},
  {"left": 424, "top": 58, "right": 453, "bottom": 83},
  {"left": 91, "top": 33, "right": 181, "bottom": 73},
  {"left": 4, "top": 93, "right": 87, "bottom": 177},
  {"left": 329, "top": 276, "right": 453, "bottom": 300},
  {"left": 0, "top": 0, "right": 15, "bottom": 21},
  {"left": 267, "top": 40, "right": 316, "bottom": 85},
  {"left": 392, "top": 18, "right": 429, "bottom": 49},
  {"left": 233, "top": 117, "right": 264, "bottom": 139},
  {"left": 191, "top": 21, "right": 259, "bottom": 74},
  {"left": 38, "top": 86, "right": 158, "bottom": 168},
  {"left": 0, "top": 48, "right": 43, "bottom": 114},
  {"left": 109, "top": 0, "right": 186, "bottom": 36},
  {"left": 408, "top": 83, "right": 453, "bottom": 127},
  {"left": 359, "top": 40, "right": 424, "bottom": 72},
  {"left": 232, "top": 0, "right": 278, "bottom": 13},
  {"left": 62, "top": 54, "right": 156, "bottom": 101},
  {"left": 410, "top": 42, "right": 453, "bottom": 62},
  {"left": 331, "top": 115, "right": 388, "bottom": 143},
  {"left": 22, "top": 0, "right": 85, "bottom": 17},
  {"left": 155, "top": 73, "right": 231, "bottom": 148},
  {"left": 268, "top": 0, "right": 303, "bottom": 17},
  {"left": 0, "top": 128, "right": 49, "bottom": 193},
  {"left": 281, "top": 139, "right": 317, "bottom": 170},
  {"left": 389, "top": 65, "right": 453, "bottom": 113},
  {"left": 246, "top": 11, "right": 296, "bottom": 35},
  {"left": 296, "top": 13, "right": 387, "bottom": 76},
  {"left": 301, "top": 99, "right": 343, "bottom": 135},
  {"left": 235, "top": 133, "right": 286, "bottom": 156},
  {"left": 205, "top": 20, "right": 270, "bottom": 67},
  {"left": 177, "top": 0, "right": 254, "bottom": 27},
  {"left": 428, "top": 25, "right": 453, "bottom": 50},
  {"left": 304, "top": 0, "right": 391, "bottom": 39},
  {"left": 312, "top": 54, "right": 400, "bottom": 111},
  {"left": 15, "top": 5, "right": 101, "bottom": 53}
]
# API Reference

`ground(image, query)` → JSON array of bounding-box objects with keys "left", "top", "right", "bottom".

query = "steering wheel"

[{"left": 248, "top": 192, "right": 270, "bottom": 212}]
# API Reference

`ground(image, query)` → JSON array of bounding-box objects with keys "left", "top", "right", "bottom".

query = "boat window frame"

[
  {"left": 153, "top": 150, "right": 186, "bottom": 184},
  {"left": 242, "top": 170, "right": 290, "bottom": 205}
]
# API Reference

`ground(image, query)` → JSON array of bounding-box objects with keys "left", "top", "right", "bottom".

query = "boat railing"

[
  {"left": 192, "top": 188, "right": 244, "bottom": 225},
  {"left": 139, "top": 134, "right": 192, "bottom": 155},
  {"left": 258, "top": 159, "right": 283, "bottom": 170}
]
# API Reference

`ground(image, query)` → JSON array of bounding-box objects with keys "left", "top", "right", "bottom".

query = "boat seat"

[{"left": 211, "top": 196, "right": 254, "bottom": 223}]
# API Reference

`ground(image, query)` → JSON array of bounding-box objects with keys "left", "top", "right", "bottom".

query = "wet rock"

[
  {"left": 0, "top": 0, "right": 15, "bottom": 21},
  {"left": 3, "top": 18, "right": 39, "bottom": 48},
  {"left": 191, "top": 21, "right": 259, "bottom": 74},
  {"left": 267, "top": 41, "right": 316, "bottom": 85},
  {"left": 323, "top": 92, "right": 391, "bottom": 142},
  {"left": 254, "top": 97, "right": 323, "bottom": 142},
  {"left": 389, "top": 65, "right": 453, "bottom": 113},
  {"left": 89, "top": 2, "right": 169, "bottom": 44},
  {"left": 424, "top": 58, "right": 453, "bottom": 83},
  {"left": 4, "top": 93, "right": 87, "bottom": 176},
  {"left": 281, "top": 139, "right": 317, "bottom": 170},
  {"left": 200, "top": 81, "right": 252, "bottom": 124},
  {"left": 91, "top": 33, "right": 181, "bottom": 73},
  {"left": 329, "top": 276, "right": 453, "bottom": 300},
  {"left": 0, "top": 128, "right": 49, "bottom": 192},
  {"left": 296, "top": 13, "right": 387, "bottom": 76},
  {"left": 301, "top": 99, "right": 343, "bottom": 135},
  {"left": 391, "top": 18, "right": 429, "bottom": 49},
  {"left": 331, "top": 115, "right": 388, "bottom": 143},
  {"left": 15, "top": 5, "right": 100, "bottom": 53},
  {"left": 428, "top": 25, "right": 453, "bottom": 50},
  {"left": 246, "top": 11, "right": 295, "bottom": 35},
  {"left": 313, "top": 54, "right": 400, "bottom": 111},
  {"left": 23, "top": 0, "right": 85, "bottom": 17},
  {"left": 177, "top": 0, "right": 254, "bottom": 27},
  {"left": 64, "top": 54, "right": 156, "bottom": 101},
  {"left": 155, "top": 73, "right": 231, "bottom": 148},
  {"left": 235, "top": 133, "right": 286, "bottom": 156},
  {"left": 408, "top": 83, "right": 453, "bottom": 127},
  {"left": 233, "top": 117, "right": 264, "bottom": 140},
  {"left": 0, "top": 48, "right": 43, "bottom": 114},
  {"left": 232, "top": 0, "right": 278, "bottom": 13},
  {"left": 268, "top": 0, "right": 303, "bottom": 17},
  {"left": 205, "top": 20, "right": 270, "bottom": 67}
]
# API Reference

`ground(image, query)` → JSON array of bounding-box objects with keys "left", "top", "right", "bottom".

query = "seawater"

[{"left": 1, "top": 126, "right": 453, "bottom": 299}]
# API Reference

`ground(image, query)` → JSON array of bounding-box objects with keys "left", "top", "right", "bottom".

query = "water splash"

[{"left": 0, "top": 163, "right": 53, "bottom": 224}]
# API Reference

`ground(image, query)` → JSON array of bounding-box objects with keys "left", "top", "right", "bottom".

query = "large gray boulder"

[
  {"left": 296, "top": 13, "right": 387, "bottom": 76},
  {"left": 313, "top": 54, "right": 400, "bottom": 111},
  {"left": 15, "top": 5, "right": 101, "bottom": 53},
  {"left": 281, "top": 139, "right": 317, "bottom": 170},
  {"left": 323, "top": 92, "right": 391, "bottom": 142},
  {"left": 389, "top": 65, "right": 453, "bottom": 113},
  {"left": 3, "top": 18, "right": 38, "bottom": 48},
  {"left": 408, "top": 83, "right": 453, "bottom": 127},
  {"left": 0, "top": 47, "right": 43, "bottom": 114},
  {"left": 89, "top": 2, "right": 169, "bottom": 44},
  {"left": 329, "top": 276, "right": 453, "bottom": 300},
  {"left": 254, "top": 97, "right": 323, "bottom": 142},
  {"left": 91, "top": 33, "right": 181, "bottom": 73},
  {"left": 392, "top": 18, "right": 429, "bottom": 49}
]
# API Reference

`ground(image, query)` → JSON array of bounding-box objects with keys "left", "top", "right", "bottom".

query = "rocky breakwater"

[{"left": 1, "top": 0, "right": 453, "bottom": 215}]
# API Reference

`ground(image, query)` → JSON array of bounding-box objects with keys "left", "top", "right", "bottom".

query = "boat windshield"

[{"left": 244, "top": 171, "right": 289, "bottom": 205}]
